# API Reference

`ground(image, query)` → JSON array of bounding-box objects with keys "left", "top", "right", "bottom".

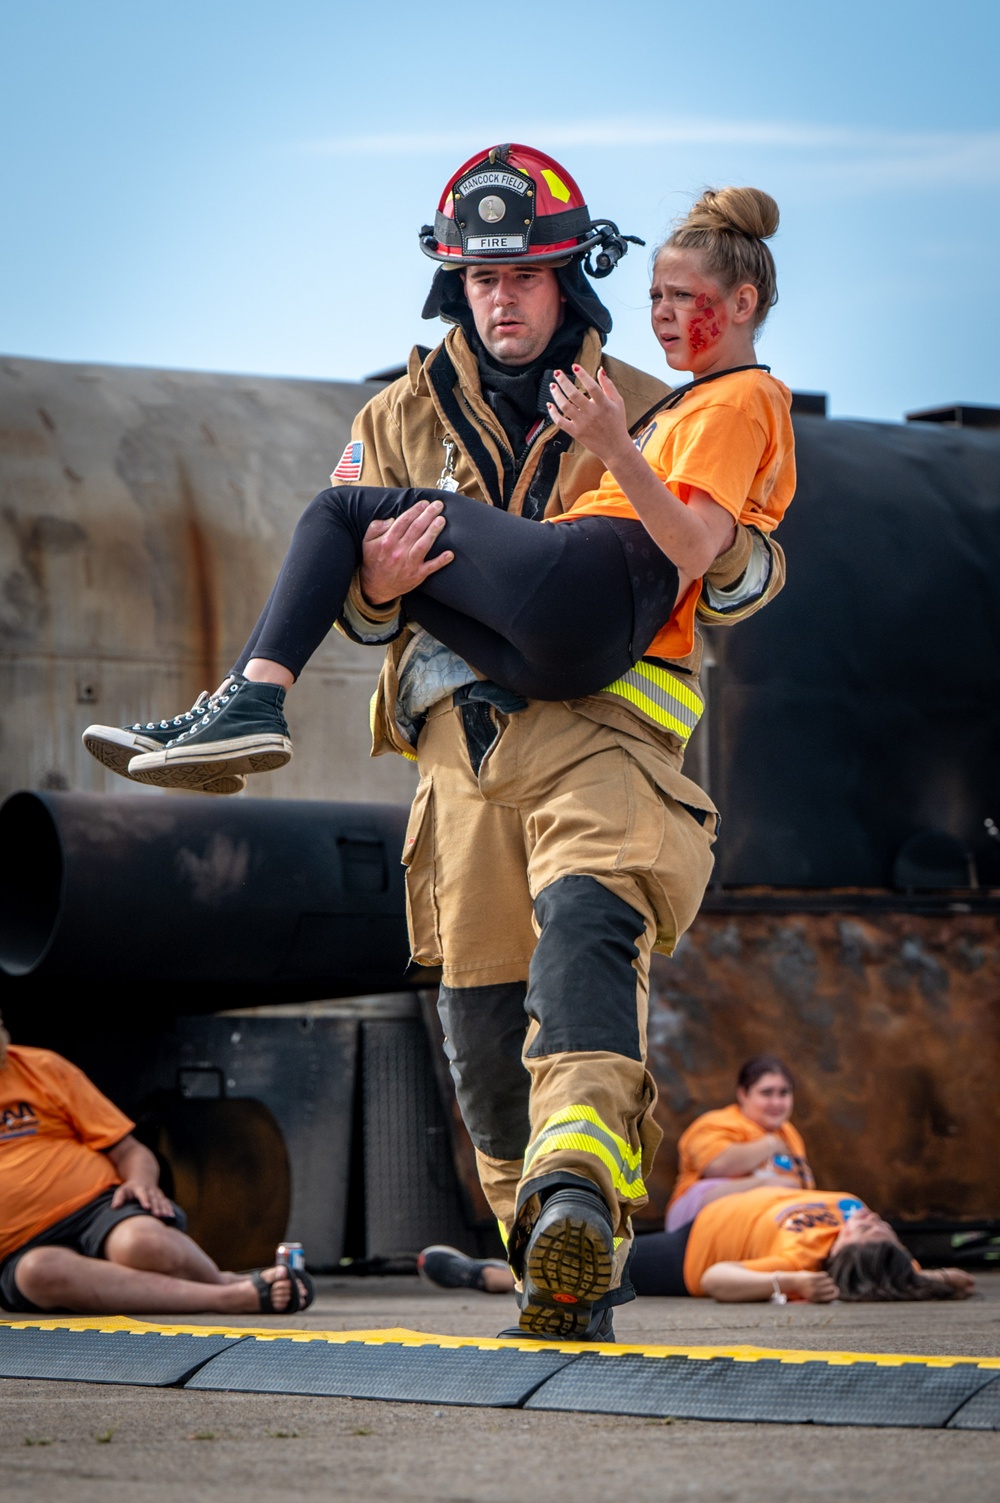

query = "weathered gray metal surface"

[{"left": 0, "top": 353, "right": 416, "bottom": 805}]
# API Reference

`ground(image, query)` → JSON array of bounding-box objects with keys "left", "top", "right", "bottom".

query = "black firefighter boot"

[{"left": 514, "top": 1184, "right": 616, "bottom": 1340}]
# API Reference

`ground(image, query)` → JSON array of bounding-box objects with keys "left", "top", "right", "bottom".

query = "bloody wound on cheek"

[{"left": 687, "top": 299, "right": 724, "bottom": 352}]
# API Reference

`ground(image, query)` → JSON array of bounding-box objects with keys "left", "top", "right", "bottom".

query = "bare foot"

[{"left": 481, "top": 1264, "right": 516, "bottom": 1294}]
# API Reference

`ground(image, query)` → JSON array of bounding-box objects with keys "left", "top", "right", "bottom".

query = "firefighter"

[{"left": 334, "top": 144, "right": 788, "bottom": 1342}]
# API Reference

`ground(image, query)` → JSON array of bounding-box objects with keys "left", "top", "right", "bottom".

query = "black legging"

[
  {"left": 629, "top": 1223, "right": 693, "bottom": 1297},
  {"left": 231, "top": 486, "right": 678, "bottom": 702}
]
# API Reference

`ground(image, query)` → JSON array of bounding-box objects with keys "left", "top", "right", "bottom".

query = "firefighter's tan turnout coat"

[{"left": 336, "top": 322, "right": 786, "bottom": 1279}]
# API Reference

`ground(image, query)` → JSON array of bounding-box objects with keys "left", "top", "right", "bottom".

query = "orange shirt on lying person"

[
  {"left": 683, "top": 1187, "right": 868, "bottom": 1296},
  {"left": 0, "top": 1046, "right": 134, "bottom": 1261},
  {"left": 669, "top": 1102, "right": 813, "bottom": 1207},
  {"left": 553, "top": 367, "right": 796, "bottom": 660}
]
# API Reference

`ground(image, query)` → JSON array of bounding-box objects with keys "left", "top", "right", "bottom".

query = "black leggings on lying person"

[
  {"left": 230, "top": 486, "right": 679, "bottom": 702},
  {"left": 629, "top": 1223, "right": 694, "bottom": 1298}
]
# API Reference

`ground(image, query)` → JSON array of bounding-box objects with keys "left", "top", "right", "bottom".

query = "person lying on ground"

[
  {"left": 83, "top": 186, "right": 795, "bottom": 795},
  {"left": 666, "top": 1053, "right": 814, "bottom": 1232},
  {"left": 418, "top": 1185, "right": 974, "bottom": 1306},
  {"left": 629, "top": 1185, "right": 974, "bottom": 1303},
  {"left": 0, "top": 1015, "right": 312, "bottom": 1317}
]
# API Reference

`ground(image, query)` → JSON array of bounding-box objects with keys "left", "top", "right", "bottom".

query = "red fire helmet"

[{"left": 419, "top": 143, "right": 641, "bottom": 278}]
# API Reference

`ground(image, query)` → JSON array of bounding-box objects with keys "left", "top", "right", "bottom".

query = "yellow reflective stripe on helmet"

[
  {"left": 497, "top": 1219, "right": 509, "bottom": 1250},
  {"left": 598, "top": 661, "right": 703, "bottom": 741},
  {"left": 523, "top": 1106, "right": 647, "bottom": 1201}
]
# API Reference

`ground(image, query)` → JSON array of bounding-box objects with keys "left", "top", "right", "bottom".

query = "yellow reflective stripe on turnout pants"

[{"left": 523, "top": 1104, "right": 648, "bottom": 1200}]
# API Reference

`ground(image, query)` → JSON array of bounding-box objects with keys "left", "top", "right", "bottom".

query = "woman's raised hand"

[{"left": 547, "top": 365, "right": 631, "bottom": 469}]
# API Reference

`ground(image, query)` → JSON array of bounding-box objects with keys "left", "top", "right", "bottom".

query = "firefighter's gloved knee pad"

[
  {"left": 436, "top": 982, "right": 531, "bottom": 1160},
  {"left": 527, "top": 876, "right": 647, "bottom": 1061}
]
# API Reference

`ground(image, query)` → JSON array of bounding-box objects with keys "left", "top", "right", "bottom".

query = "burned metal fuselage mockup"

[{"left": 0, "top": 356, "right": 997, "bottom": 1248}]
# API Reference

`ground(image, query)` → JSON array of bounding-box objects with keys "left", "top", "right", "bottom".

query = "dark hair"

[
  {"left": 827, "top": 1241, "right": 963, "bottom": 1302},
  {"left": 737, "top": 1055, "right": 793, "bottom": 1094}
]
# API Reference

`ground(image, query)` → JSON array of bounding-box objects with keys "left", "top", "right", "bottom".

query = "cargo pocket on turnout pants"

[{"left": 401, "top": 777, "right": 443, "bottom": 966}]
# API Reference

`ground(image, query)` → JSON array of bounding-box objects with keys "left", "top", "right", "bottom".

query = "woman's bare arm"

[
  {"left": 701, "top": 1134, "right": 783, "bottom": 1178},
  {"left": 547, "top": 366, "right": 736, "bottom": 578},
  {"left": 700, "top": 1263, "right": 839, "bottom": 1303}
]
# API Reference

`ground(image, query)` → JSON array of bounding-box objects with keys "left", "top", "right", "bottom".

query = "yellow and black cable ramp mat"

[
  {"left": 2, "top": 1319, "right": 999, "bottom": 1428},
  {"left": 0, "top": 1317, "right": 242, "bottom": 1387}
]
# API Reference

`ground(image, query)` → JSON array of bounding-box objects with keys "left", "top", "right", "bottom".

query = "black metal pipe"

[{"left": 0, "top": 791, "right": 413, "bottom": 998}]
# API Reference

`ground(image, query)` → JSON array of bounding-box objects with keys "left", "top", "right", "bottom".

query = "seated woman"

[
  {"left": 630, "top": 1186, "right": 974, "bottom": 1303},
  {"left": 667, "top": 1054, "right": 813, "bottom": 1232}
]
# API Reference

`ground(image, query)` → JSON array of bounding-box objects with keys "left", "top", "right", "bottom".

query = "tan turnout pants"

[{"left": 402, "top": 697, "right": 717, "bottom": 1285}]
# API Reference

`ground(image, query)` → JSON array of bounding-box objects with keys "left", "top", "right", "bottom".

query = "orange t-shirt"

[
  {"left": 669, "top": 1103, "right": 813, "bottom": 1207},
  {"left": 0, "top": 1046, "right": 134, "bottom": 1261},
  {"left": 684, "top": 1187, "right": 868, "bottom": 1296},
  {"left": 554, "top": 368, "right": 796, "bottom": 659}
]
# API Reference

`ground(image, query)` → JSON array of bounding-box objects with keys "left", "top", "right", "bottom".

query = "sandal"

[{"left": 249, "top": 1265, "right": 316, "bottom": 1314}]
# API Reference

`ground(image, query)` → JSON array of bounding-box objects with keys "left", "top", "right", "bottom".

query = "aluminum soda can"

[{"left": 276, "top": 1241, "right": 306, "bottom": 1272}]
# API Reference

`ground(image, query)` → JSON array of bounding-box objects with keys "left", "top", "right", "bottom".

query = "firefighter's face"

[
  {"left": 737, "top": 1072, "right": 793, "bottom": 1131},
  {"left": 463, "top": 265, "right": 565, "bottom": 365}
]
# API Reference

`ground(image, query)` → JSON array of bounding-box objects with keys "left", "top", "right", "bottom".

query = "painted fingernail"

[{"left": 573, "top": 364, "right": 581, "bottom": 371}]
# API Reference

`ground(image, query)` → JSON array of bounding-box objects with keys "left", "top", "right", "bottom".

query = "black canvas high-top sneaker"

[
  {"left": 127, "top": 675, "right": 292, "bottom": 789},
  {"left": 83, "top": 690, "right": 247, "bottom": 794}
]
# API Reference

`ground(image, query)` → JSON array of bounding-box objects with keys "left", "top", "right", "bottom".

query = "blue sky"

[{"left": 2, "top": 0, "right": 998, "bottom": 420}]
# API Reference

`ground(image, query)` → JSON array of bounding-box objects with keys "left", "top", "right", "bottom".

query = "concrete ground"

[{"left": 2, "top": 1271, "right": 999, "bottom": 1503}]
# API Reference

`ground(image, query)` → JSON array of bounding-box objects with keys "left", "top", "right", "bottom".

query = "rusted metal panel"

[
  {"left": 644, "top": 909, "right": 1000, "bottom": 1226},
  {"left": 0, "top": 354, "right": 417, "bottom": 806},
  {"left": 417, "top": 909, "right": 1000, "bottom": 1231}
]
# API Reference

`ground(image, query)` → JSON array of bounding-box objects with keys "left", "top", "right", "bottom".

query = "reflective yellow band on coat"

[
  {"left": 598, "top": 661, "right": 703, "bottom": 741},
  {"left": 523, "top": 1105, "right": 647, "bottom": 1201},
  {"left": 372, "top": 689, "right": 418, "bottom": 763}
]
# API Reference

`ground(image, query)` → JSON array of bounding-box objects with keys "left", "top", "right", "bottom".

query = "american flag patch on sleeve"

[{"left": 331, "top": 440, "right": 364, "bottom": 484}]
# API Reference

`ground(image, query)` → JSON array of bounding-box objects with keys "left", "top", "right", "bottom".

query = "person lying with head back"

[
  {"left": 666, "top": 1054, "right": 814, "bottom": 1232},
  {"left": 0, "top": 1014, "right": 313, "bottom": 1317},
  {"left": 629, "top": 1184, "right": 974, "bottom": 1303}
]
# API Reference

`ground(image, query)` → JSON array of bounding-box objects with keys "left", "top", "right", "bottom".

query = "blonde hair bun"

[
  {"left": 684, "top": 187, "right": 779, "bottom": 241},
  {"left": 661, "top": 186, "right": 780, "bottom": 328}
]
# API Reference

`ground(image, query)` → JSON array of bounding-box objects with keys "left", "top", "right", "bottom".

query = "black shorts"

[{"left": 0, "top": 1188, "right": 186, "bottom": 1314}]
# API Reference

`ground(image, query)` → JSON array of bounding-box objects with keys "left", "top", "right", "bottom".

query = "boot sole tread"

[{"left": 520, "top": 1212, "right": 613, "bottom": 1339}]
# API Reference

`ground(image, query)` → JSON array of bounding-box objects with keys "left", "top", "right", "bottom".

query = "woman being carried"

[{"left": 85, "top": 187, "right": 795, "bottom": 791}]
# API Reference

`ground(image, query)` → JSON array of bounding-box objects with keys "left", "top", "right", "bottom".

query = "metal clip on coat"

[{"left": 437, "top": 438, "right": 459, "bottom": 492}]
